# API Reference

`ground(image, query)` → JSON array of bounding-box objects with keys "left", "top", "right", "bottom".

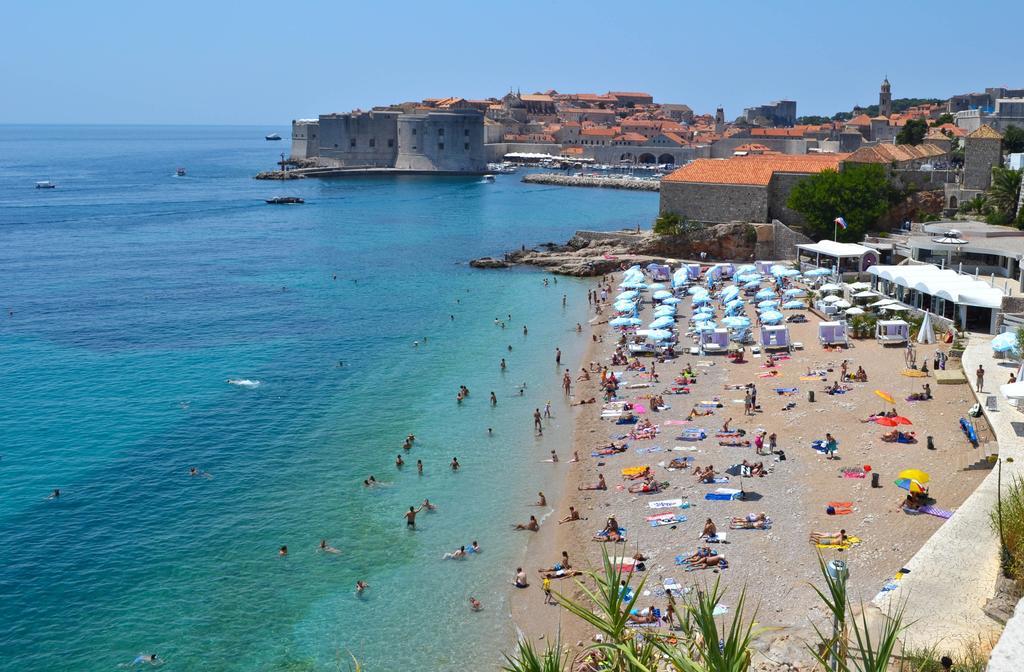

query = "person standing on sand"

[
  {"left": 743, "top": 389, "right": 752, "bottom": 416},
  {"left": 543, "top": 576, "right": 553, "bottom": 604},
  {"left": 534, "top": 409, "right": 543, "bottom": 434},
  {"left": 976, "top": 364, "right": 985, "bottom": 392}
]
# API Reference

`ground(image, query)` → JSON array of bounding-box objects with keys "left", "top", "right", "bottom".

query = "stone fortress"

[{"left": 290, "top": 108, "right": 486, "bottom": 174}]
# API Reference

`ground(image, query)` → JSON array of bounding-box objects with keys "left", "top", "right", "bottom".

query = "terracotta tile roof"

[
  {"left": 521, "top": 94, "right": 554, "bottom": 102},
  {"left": 622, "top": 120, "right": 661, "bottom": 128},
  {"left": 581, "top": 127, "right": 618, "bottom": 137},
  {"left": 925, "top": 127, "right": 949, "bottom": 140},
  {"left": 559, "top": 107, "right": 616, "bottom": 115},
  {"left": 663, "top": 154, "right": 847, "bottom": 186},
  {"left": 936, "top": 123, "right": 966, "bottom": 137},
  {"left": 660, "top": 132, "right": 688, "bottom": 145},
  {"left": 968, "top": 124, "right": 1003, "bottom": 140},
  {"left": 750, "top": 128, "right": 807, "bottom": 138},
  {"left": 733, "top": 143, "right": 778, "bottom": 154},
  {"left": 608, "top": 91, "right": 653, "bottom": 98},
  {"left": 848, "top": 114, "right": 872, "bottom": 126},
  {"left": 843, "top": 143, "right": 946, "bottom": 164},
  {"left": 615, "top": 132, "right": 648, "bottom": 142}
]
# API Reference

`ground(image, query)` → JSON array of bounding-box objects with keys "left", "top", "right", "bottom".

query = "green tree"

[
  {"left": 786, "top": 164, "right": 898, "bottom": 241},
  {"left": 896, "top": 118, "right": 929, "bottom": 145},
  {"left": 797, "top": 115, "right": 831, "bottom": 125},
  {"left": 654, "top": 212, "right": 684, "bottom": 236},
  {"left": 986, "top": 167, "right": 1023, "bottom": 226},
  {"left": 932, "top": 113, "right": 955, "bottom": 126},
  {"left": 1004, "top": 125, "right": 1024, "bottom": 154}
]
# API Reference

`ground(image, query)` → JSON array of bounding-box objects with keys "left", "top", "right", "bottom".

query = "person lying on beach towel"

[
  {"left": 540, "top": 568, "right": 582, "bottom": 580},
  {"left": 628, "top": 606, "right": 660, "bottom": 624},
  {"left": 731, "top": 512, "right": 771, "bottom": 529},
  {"left": 824, "top": 381, "right": 852, "bottom": 395},
  {"left": 578, "top": 474, "right": 607, "bottom": 491},
  {"left": 774, "top": 387, "right": 798, "bottom": 395},
  {"left": 826, "top": 501, "right": 853, "bottom": 515},
  {"left": 757, "top": 370, "right": 780, "bottom": 378},
  {"left": 685, "top": 554, "right": 728, "bottom": 570},
  {"left": 616, "top": 414, "right": 639, "bottom": 425},
  {"left": 667, "top": 457, "right": 692, "bottom": 470},
  {"left": 738, "top": 460, "right": 766, "bottom": 477},
  {"left": 622, "top": 466, "right": 652, "bottom": 480},
  {"left": 593, "top": 443, "right": 628, "bottom": 457},
  {"left": 719, "top": 439, "right": 751, "bottom": 447},
  {"left": 628, "top": 478, "right": 667, "bottom": 494},
  {"left": 687, "top": 406, "right": 715, "bottom": 419},
  {"left": 810, "top": 529, "right": 849, "bottom": 545},
  {"left": 881, "top": 429, "right": 917, "bottom": 444},
  {"left": 693, "top": 465, "right": 716, "bottom": 482},
  {"left": 674, "top": 376, "right": 697, "bottom": 385},
  {"left": 906, "top": 384, "right": 932, "bottom": 401}
]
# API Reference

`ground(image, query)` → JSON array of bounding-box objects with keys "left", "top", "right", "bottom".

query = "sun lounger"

[
  {"left": 918, "top": 505, "right": 954, "bottom": 519},
  {"left": 649, "top": 514, "right": 687, "bottom": 527}
]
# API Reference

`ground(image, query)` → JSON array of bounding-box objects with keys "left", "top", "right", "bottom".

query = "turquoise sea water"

[{"left": 0, "top": 126, "right": 658, "bottom": 671}]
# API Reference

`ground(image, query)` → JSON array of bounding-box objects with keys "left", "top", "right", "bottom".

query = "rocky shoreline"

[
  {"left": 472, "top": 222, "right": 767, "bottom": 276},
  {"left": 254, "top": 170, "right": 305, "bottom": 180},
  {"left": 522, "top": 173, "right": 660, "bottom": 191}
]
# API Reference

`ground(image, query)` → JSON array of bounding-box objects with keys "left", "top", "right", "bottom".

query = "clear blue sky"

[{"left": 4, "top": 0, "right": 1021, "bottom": 125}]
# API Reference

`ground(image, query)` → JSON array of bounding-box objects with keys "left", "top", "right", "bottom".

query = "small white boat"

[
  {"left": 483, "top": 174, "right": 496, "bottom": 182},
  {"left": 265, "top": 133, "right": 282, "bottom": 141},
  {"left": 35, "top": 180, "right": 56, "bottom": 189},
  {"left": 176, "top": 168, "right": 187, "bottom": 177}
]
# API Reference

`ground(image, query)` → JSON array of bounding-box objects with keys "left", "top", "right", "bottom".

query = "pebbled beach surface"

[{"left": 510, "top": 273, "right": 986, "bottom": 666}]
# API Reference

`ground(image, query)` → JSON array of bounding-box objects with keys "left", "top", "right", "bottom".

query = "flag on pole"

[{"left": 834, "top": 217, "right": 848, "bottom": 230}]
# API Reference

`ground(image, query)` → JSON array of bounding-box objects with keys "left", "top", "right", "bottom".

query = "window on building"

[
  {"left": 438, "top": 128, "right": 444, "bottom": 136},
  {"left": 412, "top": 128, "right": 417, "bottom": 135},
  {"left": 387, "top": 138, "right": 394, "bottom": 148},
  {"left": 350, "top": 138, "right": 356, "bottom": 148},
  {"left": 438, "top": 143, "right": 444, "bottom": 150},
  {"left": 464, "top": 129, "right": 470, "bottom": 136},
  {"left": 464, "top": 143, "right": 469, "bottom": 150},
  {"left": 369, "top": 138, "right": 376, "bottom": 148}
]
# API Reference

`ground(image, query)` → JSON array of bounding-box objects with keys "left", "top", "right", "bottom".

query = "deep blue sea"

[{"left": 0, "top": 126, "right": 658, "bottom": 671}]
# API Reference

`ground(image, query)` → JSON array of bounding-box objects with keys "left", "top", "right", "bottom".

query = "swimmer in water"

[
  {"left": 422, "top": 498, "right": 437, "bottom": 511},
  {"left": 469, "top": 596, "right": 482, "bottom": 611},
  {"left": 318, "top": 539, "right": 341, "bottom": 554},
  {"left": 451, "top": 457, "right": 460, "bottom": 470},
  {"left": 188, "top": 467, "right": 212, "bottom": 479},
  {"left": 279, "top": 545, "right": 288, "bottom": 557},
  {"left": 120, "top": 653, "right": 163, "bottom": 667},
  {"left": 395, "top": 454, "right": 404, "bottom": 468},
  {"left": 536, "top": 492, "right": 547, "bottom": 506},
  {"left": 47, "top": 488, "right": 61, "bottom": 500},
  {"left": 417, "top": 459, "right": 423, "bottom": 474},
  {"left": 487, "top": 427, "right": 492, "bottom": 436},
  {"left": 356, "top": 580, "right": 368, "bottom": 594}
]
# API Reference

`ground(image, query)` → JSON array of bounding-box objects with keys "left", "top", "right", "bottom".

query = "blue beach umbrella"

[
  {"left": 693, "top": 320, "right": 717, "bottom": 331},
  {"left": 648, "top": 283, "right": 666, "bottom": 291},
  {"left": 616, "top": 290, "right": 639, "bottom": 300},
  {"left": 782, "top": 288, "right": 806, "bottom": 298},
  {"left": 760, "top": 310, "right": 784, "bottom": 324},
  {"left": 725, "top": 298, "right": 744, "bottom": 309},
  {"left": 736, "top": 272, "right": 761, "bottom": 283},
  {"left": 805, "top": 268, "right": 833, "bottom": 277},
  {"left": 654, "top": 306, "right": 676, "bottom": 317},
  {"left": 782, "top": 300, "right": 806, "bottom": 310},
  {"left": 613, "top": 300, "right": 636, "bottom": 313},
  {"left": 692, "top": 296, "right": 712, "bottom": 306},
  {"left": 722, "top": 316, "right": 751, "bottom": 328},
  {"left": 720, "top": 286, "right": 740, "bottom": 300},
  {"left": 770, "top": 264, "right": 790, "bottom": 276},
  {"left": 610, "top": 317, "right": 641, "bottom": 327},
  {"left": 992, "top": 332, "right": 1019, "bottom": 353},
  {"left": 649, "top": 316, "right": 675, "bottom": 330},
  {"left": 653, "top": 290, "right": 673, "bottom": 301},
  {"left": 688, "top": 286, "right": 707, "bottom": 296},
  {"left": 755, "top": 289, "right": 776, "bottom": 300},
  {"left": 778, "top": 269, "right": 801, "bottom": 278},
  {"left": 662, "top": 297, "right": 682, "bottom": 305},
  {"left": 736, "top": 264, "right": 757, "bottom": 274},
  {"left": 757, "top": 299, "right": 780, "bottom": 309},
  {"left": 742, "top": 280, "right": 760, "bottom": 289},
  {"left": 644, "top": 329, "right": 673, "bottom": 342}
]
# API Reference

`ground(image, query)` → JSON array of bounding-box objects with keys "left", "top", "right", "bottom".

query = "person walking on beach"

[
  {"left": 543, "top": 576, "right": 553, "bottom": 604},
  {"left": 976, "top": 364, "right": 985, "bottom": 392},
  {"left": 743, "top": 389, "right": 752, "bottom": 416},
  {"left": 555, "top": 348, "right": 561, "bottom": 366},
  {"left": 534, "top": 408, "right": 543, "bottom": 435}
]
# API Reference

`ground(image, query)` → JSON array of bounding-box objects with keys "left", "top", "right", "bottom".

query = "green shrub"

[{"left": 991, "top": 475, "right": 1024, "bottom": 580}]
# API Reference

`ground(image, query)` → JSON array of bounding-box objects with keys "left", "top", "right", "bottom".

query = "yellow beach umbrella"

[
  {"left": 874, "top": 390, "right": 895, "bottom": 404},
  {"left": 897, "top": 469, "right": 930, "bottom": 484}
]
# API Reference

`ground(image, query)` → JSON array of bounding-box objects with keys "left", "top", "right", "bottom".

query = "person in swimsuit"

[
  {"left": 404, "top": 504, "right": 425, "bottom": 528},
  {"left": 514, "top": 515, "right": 540, "bottom": 531},
  {"left": 558, "top": 506, "right": 582, "bottom": 524}
]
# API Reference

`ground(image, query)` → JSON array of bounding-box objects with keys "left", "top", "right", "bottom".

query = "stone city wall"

[{"left": 659, "top": 181, "right": 769, "bottom": 223}]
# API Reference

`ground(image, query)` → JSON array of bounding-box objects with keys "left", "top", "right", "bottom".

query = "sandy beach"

[{"left": 509, "top": 271, "right": 988, "bottom": 665}]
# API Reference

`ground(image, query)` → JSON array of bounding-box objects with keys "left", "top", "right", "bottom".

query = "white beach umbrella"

[
  {"left": 853, "top": 290, "right": 878, "bottom": 298},
  {"left": 819, "top": 283, "right": 842, "bottom": 292},
  {"left": 845, "top": 307, "right": 866, "bottom": 316},
  {"left": 848, "top": 282, "right": 871, "bottom": 291},
  {"left": 869, "top": 298, "right": 895, "bottom": 308},
  {"left": 884, "top": 305, "right": 908, "bottom": 312},
  {"left": 832, "top": 299, "right": 852, "bottom": 309},
  {"left": 916, "top": 312, "right": 936, "bottom": 344},
  {"left": 1001, "top": 382, "right": 1024, "bottom": 399},
  {"left": 820, "top": 294, "right": 843, "bottom": 304}
]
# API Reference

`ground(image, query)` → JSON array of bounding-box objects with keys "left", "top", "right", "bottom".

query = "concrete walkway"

[{"left": 872, "top": 336, "right": 1018, "bottom": 655}]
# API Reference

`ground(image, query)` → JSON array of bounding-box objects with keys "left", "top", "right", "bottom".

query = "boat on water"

[
  {"left": 175, "top": 168, "right": 187, "bottom": 177},
  {"left": 483, "top": 174, "right": 495, "bottom": 182},
  {"left": 265, "top": 133, "right": 282, "bottom": 141},
  {"left": 35, "top": 180, "right": 56, "bottom": 189},
  {"left": 265, "top": 196, "right": 304, "bottom": 205}
]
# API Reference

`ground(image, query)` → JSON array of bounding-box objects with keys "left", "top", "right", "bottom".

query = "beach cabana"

[
  {"left": 756, "top": 260, "right": 775, "bottom": 274},
  {"left": 760, "top": 325, "right": 791, "bottom": 352},
  {"left": 686, "top": 264, "right": 701, "bottom": 280},
  {"left": 796, "top": 240, "right": 879, "bottom": 274},
  {"left": 700, "top": 328, "right": 730, "bottom": 353},
  {"left": 647, "top": 264, "right": 671, "bottom": 282},
  {"left": 818, "top": 321, "right": 849, "bottom": 347},
  {"left": 876, "top": 319, "right": 910, "bottom": 345}
]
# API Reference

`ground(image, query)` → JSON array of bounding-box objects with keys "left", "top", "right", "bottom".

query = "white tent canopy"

[
  {"left": 867, "top": 264, "right": 1004, "bottom": 309},
  {"left": 916, "top": 312, "right": 936, "bottom": 344}
]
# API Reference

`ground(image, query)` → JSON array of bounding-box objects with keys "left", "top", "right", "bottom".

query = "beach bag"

[{"left": 968, "top": 403, "right": 982, "bottom": 418}]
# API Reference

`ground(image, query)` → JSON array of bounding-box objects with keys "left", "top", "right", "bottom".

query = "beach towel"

[
  {"left": 715, "top": 430, "right": 746, "bottom": 438},
  {"left": 901, "top": 369, "right": 928, "bottom": 377},
  {"left": 842, "top": 471, "right": 867, "bottom": 479},
  {"left": 826, "top": 501, "right": 853, "bottom": 515},
  {"left": 918, "top": 505, "right": 954, "bottom": 519},
  {"left": 698, "top": 400, "right": 722, "bottom": 407},
  {"left": 634, "top": 446, "right": 663, "bottom": 455},
  {"left": 663, "top": 419, "right": 690, "bottom": 426},
  {"left": 800, "top": 375, "right": 825, "bottom": 381},
  {"left": 677, "top": 429, "right": 707, "bottom": 441},
  {"left": 616, "top": 416, "right": 639, "bottom": 424},
  {"left": 705, "top": 532, "right": 728, "bottom": 543},
  {"left": 645, "top": 512, "right": 679, "bottom": 522},
  {"left": 621, "top": 466, "right": 650, "bottom": 477},
  {"left": 705, "top": 476, "right": 730, "bottom": 484},
  {"left": 757, "top": 371, "right": 780, "bottom": 378},
  {"left": 594, "top": 527, "right": 627, "bottom": 541},
  {"left": 648, "top": 498, "right": 683, "bottom": 509},
  {"left": 663, "top": 578, "right": 686, "bottom": 597},
  {"left": 718, "top": 440, "right": 751, "bottom": 447},
  {"left": 649, "top": 515, "right": 687, "bottom": 527},
  {"left": 705, "top": 488, "right": 741, "bottom": 501},
  {"left": 774, "top": 387, "right": 799, "bottom": 395},
  {"left": 815, "top": 535, "right": 861, "bottom": 550}
]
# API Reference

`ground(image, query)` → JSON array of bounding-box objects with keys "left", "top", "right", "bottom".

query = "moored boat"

[{"left": 265, "top": 196, "right": 304, "bottom": 205}]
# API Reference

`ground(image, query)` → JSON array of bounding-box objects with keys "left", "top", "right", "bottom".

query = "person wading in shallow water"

[{"left": 534, "top": 408, "right": 543, "bottom": 435}]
